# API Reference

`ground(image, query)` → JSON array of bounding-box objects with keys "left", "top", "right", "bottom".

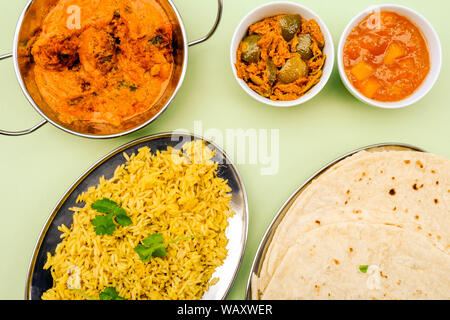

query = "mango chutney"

[{"left": 343, "top": 11, "right": 430, "bottom": 102}]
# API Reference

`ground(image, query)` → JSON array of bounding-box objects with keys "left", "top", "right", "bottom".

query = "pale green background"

[{"left": 0, "top": 0, "right": 448, "bottom": 300}]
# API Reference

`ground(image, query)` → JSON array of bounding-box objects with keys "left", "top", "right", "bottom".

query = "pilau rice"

[{"left": 42, "top": 140, "right": 234, "bottom": 300}]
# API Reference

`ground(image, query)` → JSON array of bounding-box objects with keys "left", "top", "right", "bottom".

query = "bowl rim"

[
  {"left": 230, "top": 1, "right": 335, "bottom": 108},
  {"left": 337, "top": 3, "right": 442, "bottom": 109}
]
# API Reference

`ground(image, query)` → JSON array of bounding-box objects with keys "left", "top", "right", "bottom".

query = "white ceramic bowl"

[
  {"left": 338, "top": 4, "right": 442, "bottom": 109},
  {"left": 230, "top": 2, "right": 334, "bottom": 107}
]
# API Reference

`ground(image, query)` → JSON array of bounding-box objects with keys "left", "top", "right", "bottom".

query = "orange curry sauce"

[
  {"left": 30, "top": 0, "right": 174, "bottom": 127},
  {"left": 343, "top": 11, "right": 430, "bottom": 102}
]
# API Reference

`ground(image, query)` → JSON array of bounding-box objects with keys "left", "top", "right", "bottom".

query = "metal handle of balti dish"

[
  {"left": 0, "top": 53, "right": 47, "bottom": 136},
  {"left": 188, "top": 0, "right": 223, "bottom": 46}
]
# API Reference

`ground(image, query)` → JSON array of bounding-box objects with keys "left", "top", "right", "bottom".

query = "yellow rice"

[{"left": 42, "top": 140, "right": 234, "bottom": 300}]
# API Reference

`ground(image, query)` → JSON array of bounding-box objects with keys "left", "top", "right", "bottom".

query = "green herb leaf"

[
  {"left": 134, "top": 243, "right": 166, "bottom": 262},
  {"left": 91, "top": 212, "right": 116, "bottom": 235},
  {"left": 134, "top": 234, "right": 167, "bottom": 262},
  {"left": 99, "top": 287, "right": 126, "bottom": 300},
  {"left": 134, "top": 234, "right": 202, "bottom": 263},
  {"left": 114, "top": 207, "right": 132, "bottom": 227},
  {"left": 91, "top": 198, "right": 119, "bottom": 213},
  {"left": 71, "top": 287, "right": 126, "bottom": 300},
  {"left": 359, "top": 265, "right": 369, "bottom": 273},
  {"left": 142, "top": 233, "right": 164, "bottom": 246},
  {"left": 91, "top": 198, "right": 132, "bottom": 235}
]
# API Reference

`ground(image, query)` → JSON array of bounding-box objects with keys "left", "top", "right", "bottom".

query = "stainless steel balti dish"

[{"left": 0, "top": 0, "right": 223, "bottom": 138}]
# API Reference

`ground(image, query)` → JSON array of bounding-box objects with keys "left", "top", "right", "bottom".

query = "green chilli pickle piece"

[
  {"left": 278, "top": 54, "right": 308, "bottom": 84},
  {"left": 296, "top": 33, "right": 313, "bottom": 60},
  {"left": 267, "top": 59, "right": 277, "bottom": 84},
  {"left": 279, "top": 14, "right": 302, "bottom": 42},
  {"left": 241, "top": 34, "right": 261, "bottom": 63}
]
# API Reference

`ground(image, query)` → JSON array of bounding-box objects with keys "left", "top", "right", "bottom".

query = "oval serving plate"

[
  {"left": 245, "top": 142, "right": 425, "bottom": 300},
  {"left": 26, "top": 132, "right": 248, "bottom": 300}
]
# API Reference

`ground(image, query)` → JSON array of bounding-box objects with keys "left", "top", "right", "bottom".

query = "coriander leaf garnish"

[
  {"left": 71, "top": 287, "right": 126, "bottom": 300},
  {"left": 114, "top": 207, "right": 132, "bottom": 227},
  {"left": 91, "top": 198, "right": 132, "bottom": 235},
  {"left": 91, "top": 198, "right": 119, "bottom": 213},
  {"left": 134, "top": 234, "right": 167, "bottom": 262},
  {"left": 359, "top": 265, "right": 369, "bottom": 273},
  {"left": 134, "top": 234, "right": 201, "bottom": 263},
  {"left": 141, "top": 233, "right": 167, "bottom": 258},
  {"left": 91, "top": 212, "right": 116, "bottom": 235},
  {"left": 99, "top": 287, "right": 126, "bottom": 300}
]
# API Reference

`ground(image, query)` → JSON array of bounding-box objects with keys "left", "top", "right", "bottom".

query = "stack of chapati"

[{"left": 252, "top": 148, "right": 450, "bottom": 300}]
